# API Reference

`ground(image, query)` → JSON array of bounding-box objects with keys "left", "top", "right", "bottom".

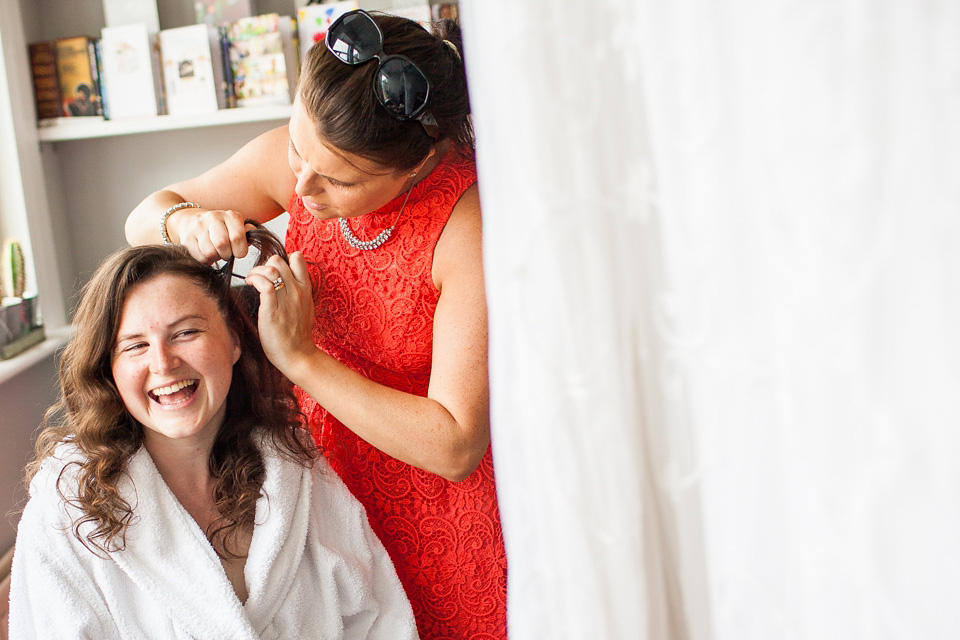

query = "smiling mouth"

[{"left": 149, "top": 379, "right": 198, "bottom": 405}]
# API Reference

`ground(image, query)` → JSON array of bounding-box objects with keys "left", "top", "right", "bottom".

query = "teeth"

[{"left": 152, "top": 379, "right": 196, "bottom": 397}]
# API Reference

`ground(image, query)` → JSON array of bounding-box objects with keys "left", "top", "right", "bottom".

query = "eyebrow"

[
  {"left": 115, "top": 314, "right": 208, "bottom": 344},
  {"left": 289, "top": 138, "right": 358, "bottom": 185}
]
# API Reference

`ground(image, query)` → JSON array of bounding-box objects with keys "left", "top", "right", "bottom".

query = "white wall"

[{"left": 0, "top": 359, "right": 58, "bottom": 551}]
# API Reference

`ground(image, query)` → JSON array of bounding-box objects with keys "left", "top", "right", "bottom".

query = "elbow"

[
  {"left": 440, "top": 466, "right": 474, "bottom": 484},
  {"left": 436, "top": 438, "right": 488, "bottom": 483}
]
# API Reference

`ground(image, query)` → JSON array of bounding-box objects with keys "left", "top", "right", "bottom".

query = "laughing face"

[{"left": 111, "top": 273, "right": 241, "bottom": 449}]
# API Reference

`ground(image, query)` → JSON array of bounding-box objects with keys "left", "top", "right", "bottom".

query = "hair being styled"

[
  {"left": 299, "top": 13, "right": 472, "bottom": 173},
  {"left": 28, "top": 227, "right": 315, "bottom": 558}
]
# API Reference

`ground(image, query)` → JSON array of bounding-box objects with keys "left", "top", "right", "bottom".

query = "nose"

[
  {"left": 294, "top": 167, "right": 322, "bottom": 198},
  {"left": 149, "top": 343, "right": 180, "bottom": 373}
]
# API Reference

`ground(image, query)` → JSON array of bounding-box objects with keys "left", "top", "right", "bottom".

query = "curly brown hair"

[
  {"left": 299, "top": 12, "right": 473, "bottom": 173},
  {"left": 27, "top": 228, "right": 316, "bottom": 558}
]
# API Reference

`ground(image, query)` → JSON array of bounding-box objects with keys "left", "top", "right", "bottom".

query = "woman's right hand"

[{"left": 166, "top": 206, "right": 252, "bottom": 264}]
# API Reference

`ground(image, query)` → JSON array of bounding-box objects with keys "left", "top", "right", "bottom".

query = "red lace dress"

[{"left": 285, "top": 153, "right": 507, "bottom": 639}]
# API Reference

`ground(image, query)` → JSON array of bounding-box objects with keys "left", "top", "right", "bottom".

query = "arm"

[
  {"left": 125, "top": 125, "right": 296, "bottom": 262},
  {"left": 248, "top": 185, "right": 489, "bottom": 482}
]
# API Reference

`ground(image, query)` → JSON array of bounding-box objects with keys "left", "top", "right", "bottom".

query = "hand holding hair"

[
  {"left": 164, "top": 203, "right": 252, "bottom": 264},
  {"left": 245, "top": 251, "right": 319, "bottom": 376}
]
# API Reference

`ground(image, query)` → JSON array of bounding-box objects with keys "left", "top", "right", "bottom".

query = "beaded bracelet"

[{"left": 160, "top": 201, "right": 201, "bottom": 245}]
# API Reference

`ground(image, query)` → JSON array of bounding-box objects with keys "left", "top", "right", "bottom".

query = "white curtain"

[{"left": 462, "top": 0, "right": 960, "bottom": 638}]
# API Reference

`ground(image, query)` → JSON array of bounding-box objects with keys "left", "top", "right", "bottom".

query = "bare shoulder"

[{"left": 433, "top": 183, "right": 482, "bottom": 290}]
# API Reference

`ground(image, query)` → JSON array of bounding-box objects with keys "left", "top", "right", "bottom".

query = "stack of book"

[
  {"left": 28, "top": 37, "right": 104, "bottom": 121},
  {"left": 26, "top": 0, "right": 460, "bottom": 124}
]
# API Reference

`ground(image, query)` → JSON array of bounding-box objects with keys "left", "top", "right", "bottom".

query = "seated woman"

[{"left": 7, "top": 231, "right": 418, "bottom": 639}]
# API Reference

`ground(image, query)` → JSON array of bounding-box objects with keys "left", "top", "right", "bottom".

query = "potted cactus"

[
  {"left": 1, "top": 238, "right": 44, "bottom": 359},
  {"left": 2, "top": 238, "right": 26, "bottom": 299}
]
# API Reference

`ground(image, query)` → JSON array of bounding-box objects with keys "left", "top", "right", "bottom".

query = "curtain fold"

[{"left": 463, "top": 0, "right": 960, "bottom": 637}]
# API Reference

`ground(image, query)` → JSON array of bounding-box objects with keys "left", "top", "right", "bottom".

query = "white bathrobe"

[{"left": 8, "top": 440, "right": 419, "bottom": 640}]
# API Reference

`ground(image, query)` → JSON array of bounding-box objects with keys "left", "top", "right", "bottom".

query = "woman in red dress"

[{"left": 125, "top": 10, "right": 506, "bottom": 639}]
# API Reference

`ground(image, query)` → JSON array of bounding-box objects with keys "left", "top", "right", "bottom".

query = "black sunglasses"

[{"left": 325, "top": 10, "right": 437, "bottom": 128}]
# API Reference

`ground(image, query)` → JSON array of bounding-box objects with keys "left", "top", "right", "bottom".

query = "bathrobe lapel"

[
  {"left": 243, "top": 444, "right": 312, "bottom": 634},
  {"left": 111, "top": 448, "right": 253, "bottom": 639},
  {"left": 111, "top": 445, "right": 312, "bottom": 638}
]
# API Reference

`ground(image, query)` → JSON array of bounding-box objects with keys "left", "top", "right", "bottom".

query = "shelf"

[
  {"left": 0, "top": 325, "right": 74, "bottom": 386},
  {"left": 37, "top": 104, "right": 293, "bottom": 142}
]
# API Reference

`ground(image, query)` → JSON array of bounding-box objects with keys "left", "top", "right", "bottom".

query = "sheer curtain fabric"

[{"left": 462, "top": 0, "right": 960, "bottom": 638}]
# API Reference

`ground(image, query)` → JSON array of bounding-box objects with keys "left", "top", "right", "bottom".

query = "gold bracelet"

[{"left": 160, "top": 202, "right": 201, "bottom": 245}]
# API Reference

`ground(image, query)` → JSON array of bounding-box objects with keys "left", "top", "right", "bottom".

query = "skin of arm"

[
  {"left": 248, "top": 184, "right": 490, "bottom": 482},
  {"left": 124, "top": 126, "right": 295, "bottom": 262}
]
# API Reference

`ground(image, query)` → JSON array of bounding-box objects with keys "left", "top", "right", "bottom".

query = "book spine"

[
  {"left": 150, "top": 33, "right": 167, "bottom": 115},
  {"left": 92, "top": 38, "right": 109, "bottom": 119},
  {"left": 27, "top": 42, "right": 62, "bottom": 121},
  {"left": 219, "top": 25, "right": 236, "bottom": 109}
]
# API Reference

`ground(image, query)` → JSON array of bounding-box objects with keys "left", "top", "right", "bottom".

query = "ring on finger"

[{"left": 273, "top": 277, "right": 285, "bottom": 292}]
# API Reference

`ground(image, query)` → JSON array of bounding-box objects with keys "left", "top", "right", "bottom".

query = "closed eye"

[{"left": 119, "top": 341, "right": 148, "bottom": 354}]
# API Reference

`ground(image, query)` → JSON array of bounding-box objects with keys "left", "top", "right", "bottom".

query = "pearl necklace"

[{"left": 339, "top": 175, "right": 416, "bottom": 251}]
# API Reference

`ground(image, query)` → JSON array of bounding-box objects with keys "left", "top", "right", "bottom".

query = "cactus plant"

[{"left": 2, "top": 238, "right": 26, "bottom": 299}]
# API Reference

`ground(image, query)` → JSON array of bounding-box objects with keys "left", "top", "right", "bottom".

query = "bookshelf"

[
  {"left": 37, "top": 104, "right": 293, "bottom": 141},
  {"left": 1, "top": 0, "right": 300, "bottom": 324}
]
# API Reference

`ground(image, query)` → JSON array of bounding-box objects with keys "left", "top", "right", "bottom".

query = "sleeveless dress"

[{"left": 285, "top": 153, "right": 508, "bottom": 640}]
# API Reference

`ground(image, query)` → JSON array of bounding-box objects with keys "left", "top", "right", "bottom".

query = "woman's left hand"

[{"left": 245, "top": 251, "right": 318, "bottom": 375}]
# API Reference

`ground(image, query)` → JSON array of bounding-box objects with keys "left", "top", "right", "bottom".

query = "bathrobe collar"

[{"left": 112, "top": 442, "right": 312, "bottom": 638}]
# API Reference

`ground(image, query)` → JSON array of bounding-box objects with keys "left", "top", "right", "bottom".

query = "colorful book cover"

[
  {"left": 27, "top": 42, "right": 62, "bottom": 121},
  {"left": 55, "top": 36, "right": 103, "bottom": 117},
  {"left": 195, "top": 0, "right": 253, "bottom": 26},
  {"left": 158, "top": 23, "right": 225, "bottom": 115},
  {"left": 100, "top": 24, "right": 163, "bottom": 119},
  {"left": 227, "top": 14, "right": 297, "bottom": 107},
  {"left": 296, "top": 0, "right": 358, "bottom": 61}
]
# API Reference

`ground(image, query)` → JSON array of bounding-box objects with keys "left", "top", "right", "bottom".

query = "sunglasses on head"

[{"left": 325, "top": 9, "right": 437, "bottom": 129}]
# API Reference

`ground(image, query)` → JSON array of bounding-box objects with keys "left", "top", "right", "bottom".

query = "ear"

[{"left": 231, "top": 331, "right": 241, "bottom": 365}]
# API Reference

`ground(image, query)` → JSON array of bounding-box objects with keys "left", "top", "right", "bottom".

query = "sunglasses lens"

[
  {"left": 376, "top": 57, "right": 430, "bottom": 119},
  {"left": 326, "top": 12, "right": 381, "bottom": 64}
]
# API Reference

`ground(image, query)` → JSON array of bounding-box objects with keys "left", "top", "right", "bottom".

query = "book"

[
  {"left": 195, "top": 0, "right": 254, "bottom": 27},
  {"left": 93, "top": 38, "right": 110, "bottom": 119},
  {"left": 55, "top": 36, "right": 103, "bottom": 117},
  {"left": 27, "top": 42, "right": 62, "bottom": 121},
  {"left": 100, "top": 24, "right": 163, "bottom": 119},
  {"left": 218, "top": 26, "right": 236, "bottom": 108},
  {"left": 296, "top": 1, "right": 358, "bottom": 61},
  {"left": 432, "top": 3, "right": 459, "bottom": 23},
  {"left": 102, "top": 0, "right": 161, "bottom": 32},
  {"left": 0, "top": 326, "right": 45, "bottom": 361},
  {"left": 227, "top": 14, "right": 298, "bottom": 108},
  {"left": 158, "top": 24, "right": 227, "bottom": 115}
]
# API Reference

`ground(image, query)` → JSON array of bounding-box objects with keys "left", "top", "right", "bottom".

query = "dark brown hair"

[
  {"left": 299, "top": 13, "right": 472, "bottom": 173},
  {"left": 28, "top": 228, "right": 315, "bottom": 558}
]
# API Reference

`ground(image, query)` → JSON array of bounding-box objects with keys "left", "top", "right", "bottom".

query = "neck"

[
  {"left": 411, "top": 139, "right": 451, "bottom": 188},
  {"left": 144, "top": 435, "right": 215, "bottom": 499}
]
